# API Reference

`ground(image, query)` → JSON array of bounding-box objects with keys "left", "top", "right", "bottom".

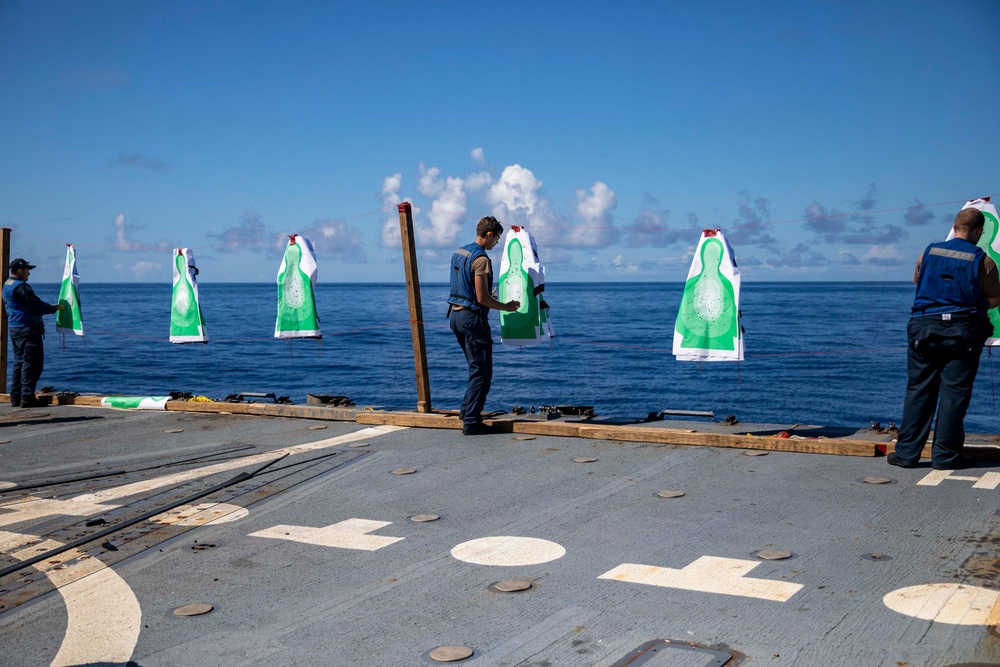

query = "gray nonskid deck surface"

[{"left": 0, "top": 407, "right": 997, "bottom": 666}]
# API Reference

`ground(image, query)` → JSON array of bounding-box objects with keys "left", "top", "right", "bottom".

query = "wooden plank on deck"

[
  {"left": 164, "top": 401, "right": 359, "bottom": 421},
  {"left": 577, "top": 424, "right": 879, "bottom": 457}
]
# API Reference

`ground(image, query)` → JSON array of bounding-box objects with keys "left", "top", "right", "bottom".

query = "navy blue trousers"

[
  {"left": 10, "top": 326, "right": 45, "bottom": 404},
  {"left": 895, "top": 316, "right": 990, "bottom": 467},
  {"left": 450, "top": 308, "right": 493, "bottom": 426}
]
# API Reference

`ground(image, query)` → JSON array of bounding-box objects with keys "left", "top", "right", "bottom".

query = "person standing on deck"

[
  {"left": 890, "top": 209, "right": 1000, "bottom": 470},
  {"left": 447, "top": 216, "right": 520, "bottom": 435},
  {"left": 3, "top": 259, "right": 66, "bottom": 408}
]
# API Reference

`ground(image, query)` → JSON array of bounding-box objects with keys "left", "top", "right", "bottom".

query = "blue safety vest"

[
  {"left": 2, "top": 279, "right": 43, "bottom": 328},
  {"left": 912, "top": 238, "right": 989, "bottom": 316},
  {"left": 447, "top": 243, "right": 490, "bottom": 312}
]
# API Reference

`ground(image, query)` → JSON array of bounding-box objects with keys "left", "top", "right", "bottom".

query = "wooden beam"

[
  {"left": 397, "top": 202, "right": 432, "bottom": 413},
  {"left": 357, "top": 411, "right": 463, "bottom": 429},
  {"left": 164, "top": 401, "right": 360, "bottom": 421},
  {"left": 576, "top": 425, "right": 879, "bottom": 457},
  {"left": 0, "top": 228, "right": 9, "bottom": 395}
]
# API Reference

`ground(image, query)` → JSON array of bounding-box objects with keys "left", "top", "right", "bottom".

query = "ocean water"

[{"left": 17, "top": 282, "right": 1000, "bottom": 433}]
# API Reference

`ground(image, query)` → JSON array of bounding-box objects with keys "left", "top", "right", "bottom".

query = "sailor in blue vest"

[
  {"left": 890, "top": 209, "right": 1000, "bottom": 470},
  {"left": 447, "top": 216, "right": 520, "bottom": 435},
  {"left": 3, "top": 258, "right": 65, "bottom": 408}
]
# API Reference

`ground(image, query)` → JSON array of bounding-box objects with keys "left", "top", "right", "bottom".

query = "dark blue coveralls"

[
  {"left": 894, "top": 238, "right": 995, "bottom": 468},
  {"left": 447, "top": 242, "right": 493, "bottom": 427},
  {"left": 3, "top": 278, "right": 58, "bottom": 406}
]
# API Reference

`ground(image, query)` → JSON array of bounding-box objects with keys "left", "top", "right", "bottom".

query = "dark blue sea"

[{"left": 18, "top": 282, "right": 1000, "bottom": 433}]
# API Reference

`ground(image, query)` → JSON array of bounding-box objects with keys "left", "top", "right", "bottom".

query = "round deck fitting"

[
  {"left": 656, "top": 490, "right": 685, "bottom": 498},
  {"left": 410, "top": 514, "right": 440, "bottom": 523},
  {"left": 164, "top": 429, "right": 184, "bottom": 433},
  {"left": 864, "top": 553, "right": 893, "bottom": 561},
  {"left": 513, "top": 435, "right": 536, "bottom": 441},
  {"left": 756, "top": 549, "right": 793, "bottom": 560},
  {"left": 308, "top": 425, "right": 328, "bottom": 430},
  {"left": 863, "top": 477, "right": 892, "bottom": 485},
  {"left": 348, "top": 442, "right": 369, "bottom": 448},
  {"left": 490, "top": 579, "right": 532, "bottom": 593},
  {"left": 573, "top": 457, "right": 597, "bottom": 463},
  {"left": 392, "top": 468, "right": 417, "bottom": 475},
  {"left": 427, "top": 645, "right": 474, "bottom": 662},
  {"left": 173, "top": 603, "right": 213, "bottom": 617},
  {"left": 744, "top": 450, "right": 769, "bottom": 456}
]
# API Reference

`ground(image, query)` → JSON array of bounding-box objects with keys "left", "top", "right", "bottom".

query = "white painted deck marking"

[
  {"left": 0, "top": 531, "right": 141, "bottom": 666},
  {"left": 149, "top": 502, "right": 250, "bottom": 526},
  {"left": 916, "top": 469, "right": 1000, "bottom": 490},
  {"left": 249, "top": 518, "right": 404, "bottom": 551},
  {"left": 0, "top": 426, "right": 405, "bottom": 666},
  {"left": 450, "top": 536, "right": 566, "bottom": 566},
  {"left": 884, "top": 583, "right": 1000, "bottom": 625},
  {"left": 73, "top": 425, "right": 404, "bottom": 504},
  {"left": 0, "top": 426, "right": 404, "bottom": 535},
  {"left": 0, "top": 498, "right": 121, "bottom": 529},
  {"left": 598, "top": 556, "right": 804, "bottom": 602}
]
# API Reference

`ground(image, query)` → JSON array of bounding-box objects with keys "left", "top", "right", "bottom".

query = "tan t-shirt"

[{"left": 452, "top": 255, "right": 493, "bottom": 310}]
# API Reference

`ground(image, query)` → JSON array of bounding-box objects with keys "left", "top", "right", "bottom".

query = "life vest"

[
  {"left": 447, "top": 242, "right": 491, "bottom": 312},
  {"left": 913, "top": 238, "right": 989, "bottom": 316},
  {"left": 2, "top": 279, "right": 43, "bottom": 328}
]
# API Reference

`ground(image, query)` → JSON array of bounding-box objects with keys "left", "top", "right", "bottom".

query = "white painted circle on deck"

[
  {"left": 883, "top": 583, "right": 1000, "bottom": 625},
  {"left": 451, "top": 536, "right": 566, "bottom": 566}
]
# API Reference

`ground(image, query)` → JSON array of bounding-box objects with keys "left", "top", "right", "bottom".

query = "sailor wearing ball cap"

[{"left": 2, "top": 259, "right": 65, "bottom": 408}]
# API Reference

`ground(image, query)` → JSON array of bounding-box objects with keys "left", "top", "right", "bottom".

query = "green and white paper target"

[
  {"left": 498, "top": 225, "right": 553, "bottom": 346},
  {"left": 56, "top": 244, "right": 84, "bottom": 337},
  {"left": 945, "top": 198, "right": 1000, "bottom": 346},
  {"left": 170, "top": 248, "right": 208, "bottom": 344},
  {"left": 275, "top": 234, "right": 321, "bottom": 339},
  {"left": 673, "top": 229, "right": 743, "bottom": 361}
]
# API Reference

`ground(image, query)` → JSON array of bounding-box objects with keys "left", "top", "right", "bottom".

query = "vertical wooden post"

[
  {"left": 397, "top": 203, "right": 432, "bottom": 413},
  {"left": 0, "top": 228, "right": 9, "bottom": 394}
]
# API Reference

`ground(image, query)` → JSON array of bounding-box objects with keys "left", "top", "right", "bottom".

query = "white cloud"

[
  {"left": 860, "top": 245, "right": 904, "bottom": 264},
  {"left": 418, "top": 168, "right": 466, "bottom": 248},
  {"left": 465, "top": 171, "right": 492, "bottom": 191},
  {"left": 417, "top": 163, "right": 444, "bottom": 198},
  {"left": 488, "top": 164, "right": 544, "bottom": 221},
  {"left": 113, "top": 213, "right": 141, "bottom": 251},
  {"left": 129, "top": 260, "right": 162, "bottom": 280},
  {"left": 572, "top": 181, "right": 619, "bottom": 247},
  {"left": 611, "top": 254, "right": 638, "bottom": 274},
  {"left": 380, "top": 173, "right": 403, "bottom": 248},
  {"left": 486, "top": 167, "right": 619, "bottom": 248},
  {"left": 471, "top": 147, "right": 486, "bottom": 166}
]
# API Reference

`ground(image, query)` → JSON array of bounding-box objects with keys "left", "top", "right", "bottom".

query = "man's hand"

[
  {"left": 54, "top": 303, "right": 66, "bottom": 311},
  {"left": 505, "top": 300, "right": 520, "bottom": 312}
]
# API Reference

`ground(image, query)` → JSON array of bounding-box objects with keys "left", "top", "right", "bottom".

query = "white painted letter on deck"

[
  {"left": 249, "top": 518, "right": 403, "bottom": 551},
  {"left": 598, "top": 556, "right": 803, "bottom": 602}
]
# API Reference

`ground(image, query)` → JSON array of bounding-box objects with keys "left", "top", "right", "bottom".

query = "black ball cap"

[{"left": 9, "top": 258, "right": 35, "bottom": 271}]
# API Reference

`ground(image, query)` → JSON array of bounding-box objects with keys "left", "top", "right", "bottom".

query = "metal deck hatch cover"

[
  {"left": 174, "top": 603, "right": 213, "bottom": 617},
  {"left": 426, "top": 645, "right": 475, "bottom": 662},
  {"left": 490, "top": 578, "right": 532, "bottom": 592},
  {"left": 610, "top": 639, "right": 736, "bottom": 666}
]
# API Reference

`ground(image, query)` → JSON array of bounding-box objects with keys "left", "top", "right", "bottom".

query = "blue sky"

[{"left": 2, "top": 1, "right": 998, "bottom": 283}]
